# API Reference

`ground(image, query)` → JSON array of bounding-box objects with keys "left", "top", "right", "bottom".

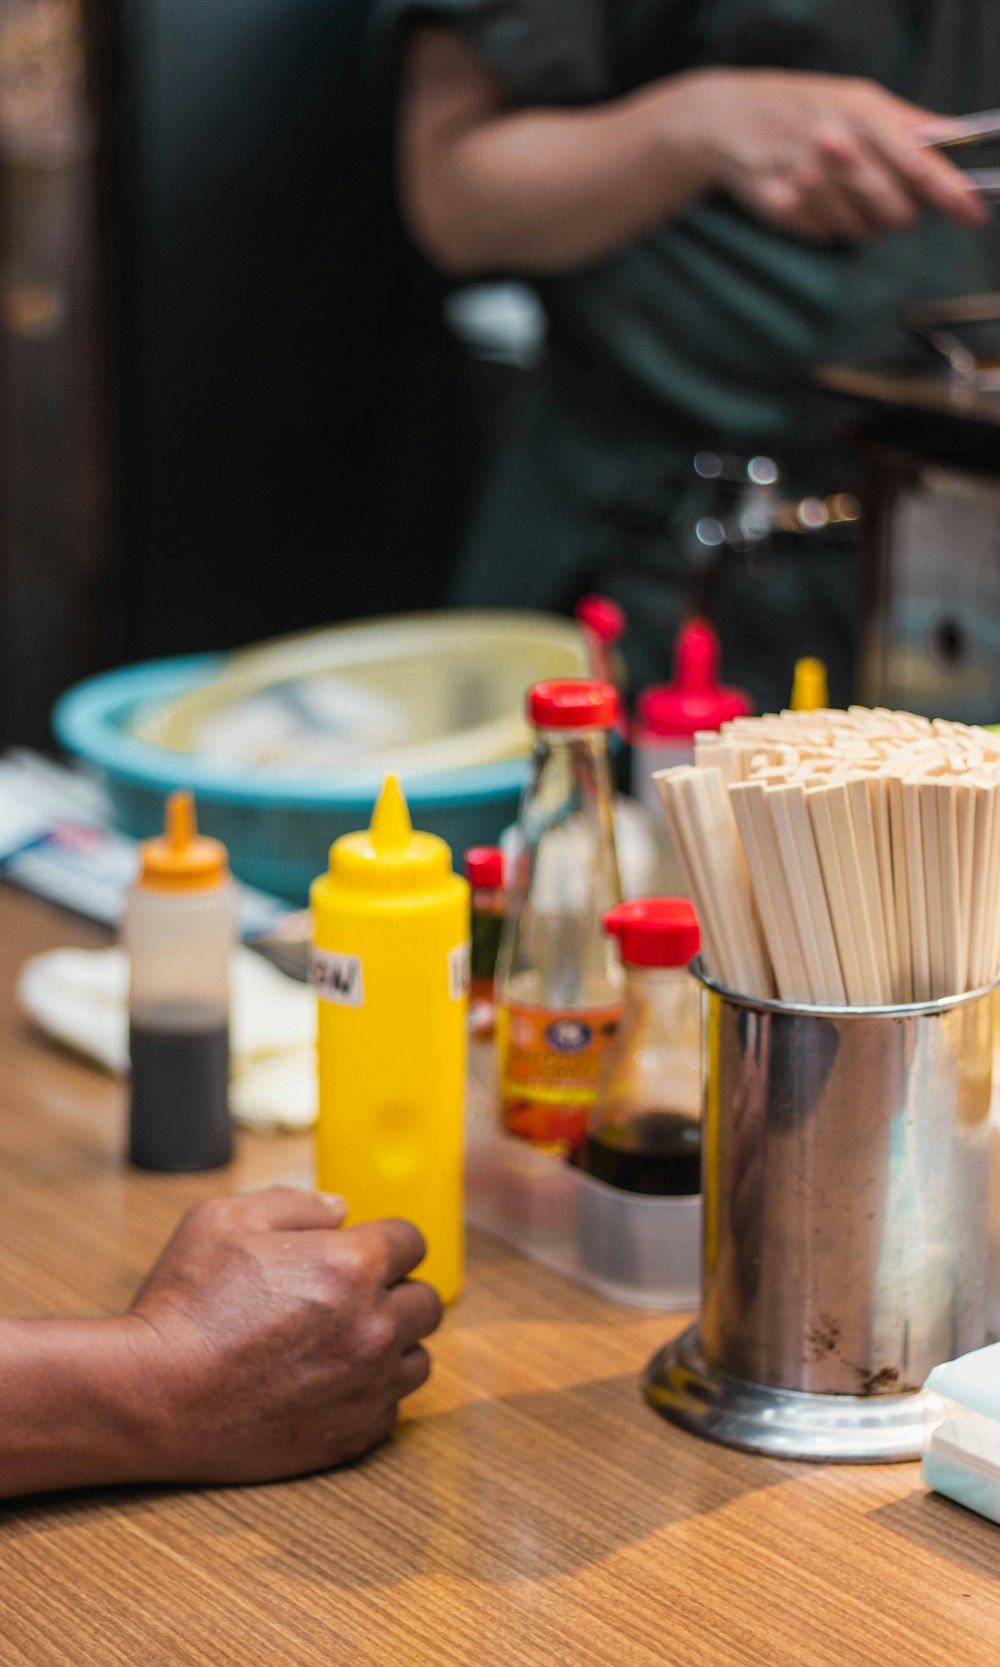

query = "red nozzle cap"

[
  {"left": 529, "top": 679, "right": 618, "bottom": 729},
  {"left": 576, "top": 594, "right": 626, "bottom": 645},
  {"left": 636, "top": 618, "right": 753, "bottom": 740},
  {"left": 603, "top": 897, "right": 701, "bottom": 968},
  {"left": 464, "top": 846, "right": 503, "bottom": 888}
]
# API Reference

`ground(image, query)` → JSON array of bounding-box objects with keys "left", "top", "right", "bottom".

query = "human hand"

[
  {"left": 124, "top": 1187, "right": 443, "bottom": 1485},
  {"left": 671, "top": 69, "right": 987, "bottom": 241}
]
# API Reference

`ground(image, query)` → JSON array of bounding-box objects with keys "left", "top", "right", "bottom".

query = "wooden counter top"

[{"left": 0, "top": 886, "right": 997, "bottom": 1665}]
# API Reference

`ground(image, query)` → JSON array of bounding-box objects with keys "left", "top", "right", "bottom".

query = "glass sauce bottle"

[
  {"left": 495, "top": 680, "right": 623, "bottom": 1157},
  {"left": 582, "top": 898, "right": 702, "bottom": 1195},
  {"left": 464, "top": 846, "right": 505, "bottom": 1042}
]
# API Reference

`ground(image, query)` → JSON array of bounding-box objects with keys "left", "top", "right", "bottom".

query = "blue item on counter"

[
  {"left": 53, "top": 658, "right": 527, "bottom": 904},
  {"left": 922, "top": 1342, "right": 1000, "bottom": 1527}
]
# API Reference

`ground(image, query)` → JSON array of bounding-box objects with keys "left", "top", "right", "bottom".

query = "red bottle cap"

[
  {"left": 636, "top": 619, "right": 753, "bottom": 740},
  {"left": 603, "top": 898, "right": 701, "bottom": 968},
  {"left": 575, "top": 594, "right": 626, "bottom": 646},
  {"left": 529, "top": 680, "right": 619, "bottom": 729},
  {"left": 464, "top": 846, "right": 504, "bottom": 888}
]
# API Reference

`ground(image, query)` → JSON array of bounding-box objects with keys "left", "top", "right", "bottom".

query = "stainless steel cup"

[{"left": 646, "top": 965, "right": 995, "bottom": 1461}]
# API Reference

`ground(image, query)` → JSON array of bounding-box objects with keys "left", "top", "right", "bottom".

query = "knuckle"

[
  {"left": 757, "top": 177, "right": 795, "bottom": 216},
  {"left": 332, "top": 1235, "right": 375, "bottom": 1292},
  {"left": 358, "top": 1310, "right": 396, "bottom": 1367},
  {"left": 790, "top": 163, "right": 821, "bottom": 192},
  {"left": 818, "top": 126, "right": 862, "bottom": 162}
]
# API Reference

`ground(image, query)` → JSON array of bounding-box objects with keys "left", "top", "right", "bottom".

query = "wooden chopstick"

[{"left": 650, "top": 707, "right": 1000, "bottom": 1007}]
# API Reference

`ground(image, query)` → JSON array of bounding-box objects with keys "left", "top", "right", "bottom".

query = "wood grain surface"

[{"left": 0, "top": 885, "right": 997, "bottom": 1665}]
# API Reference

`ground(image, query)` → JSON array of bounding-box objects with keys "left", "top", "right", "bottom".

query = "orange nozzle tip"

[
  {"left": 369, "top": 774, "right": 412, "bottom": 853},
  {"left": 165, "top": 789, "right": 197, "bottom": 852},
  {"left": 138, "top": 789, "right": 228, "bottom": 891}
]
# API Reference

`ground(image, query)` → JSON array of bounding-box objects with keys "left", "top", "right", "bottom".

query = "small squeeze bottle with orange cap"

[
  {"left": 311, "top": 776, "right": 469, "bottom": 1303},
  {"left": 122, "top": 790, "right": 235, "bottom": 1172}
]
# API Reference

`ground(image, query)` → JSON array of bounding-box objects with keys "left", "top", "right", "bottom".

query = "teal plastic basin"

[{"left": 54, "top": 657, "right": 528, "bottom": 905}]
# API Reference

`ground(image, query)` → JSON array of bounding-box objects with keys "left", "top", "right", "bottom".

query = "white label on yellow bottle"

[
  {"left": 310, "top": 948, "right": 364, "bottom": 1006},
  {"left": 448, "top": 942, "right": 471, "bottom": 1001}
]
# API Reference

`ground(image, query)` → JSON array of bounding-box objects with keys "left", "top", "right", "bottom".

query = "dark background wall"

[
  {"left": 0, "top": 0, "right": 478, "bottom": 745},
  {"left": 100, "top": 0, "right": 478, "bottom": 661}
]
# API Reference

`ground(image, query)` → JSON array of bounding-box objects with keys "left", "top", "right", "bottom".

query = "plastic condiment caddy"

[
  {"left": 469, "top": 892, "right": 703, "bottom": 1311},
  {"left": 465, "top": 1042, "right": 700, "bottom": 1310}
]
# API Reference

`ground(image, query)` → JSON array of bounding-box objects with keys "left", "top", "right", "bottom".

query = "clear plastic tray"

[{"left": 465, "top": 1045, "right": 700, "bottom": 1310}]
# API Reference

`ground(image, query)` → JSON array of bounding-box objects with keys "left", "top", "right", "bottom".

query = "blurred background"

[
  {"left": 2, "top": 0, "right": 1000, "bottom": 910},
  {"left": 0, "top": 0, "right": 523, "bottom": 751}
]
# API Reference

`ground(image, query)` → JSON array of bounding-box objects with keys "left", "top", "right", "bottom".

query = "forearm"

[
  {"left": 0, "top": 1317, "right": 159, "bottom": 1499},
  {"left": 402, "top": 65, "right": 714, "bottom": 275}
]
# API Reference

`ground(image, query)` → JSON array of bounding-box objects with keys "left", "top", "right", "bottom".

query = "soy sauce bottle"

[
  {"left": 582, "top": 898, "right": 702, "bottom": 1195},
  {"left": 123, "top": 792, "right": 235, "bottom": 1171},
  {"left": 495, "top": 681, "right": 623, "bottom": 1158},
  {"left": 464, "top": 846, "right": 505, "bottom": 1041}
]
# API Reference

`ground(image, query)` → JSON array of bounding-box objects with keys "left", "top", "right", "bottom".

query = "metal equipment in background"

[
  {"left": 858, "top": 439, "right": 1000, "bottom": 725},
  {"left": 818, "top": 288, "right": 1000, "bottom": 726}
]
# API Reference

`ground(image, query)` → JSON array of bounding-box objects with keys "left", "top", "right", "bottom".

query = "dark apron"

[
  {"left": 442, "top": 0, "right": 998, "bottom": 709},
  {"left": 449, "top": 370, "right": 860, "bottom": 709}
]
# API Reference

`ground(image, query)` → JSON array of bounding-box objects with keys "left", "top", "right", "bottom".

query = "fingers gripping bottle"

[
  {"left": 311, "top": 776, "right": 470, "bottom": 1303},
  {"left": 496, "top": 681, "right": 624, "bottom": 1158}
]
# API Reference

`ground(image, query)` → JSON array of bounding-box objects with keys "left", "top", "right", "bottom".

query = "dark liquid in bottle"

[
  {"left": 129, "top": 1005, "right": 232, "bottom": 1173},
  {"left": 582, "top": 1110, "right": 700, "bottom": 1196}
]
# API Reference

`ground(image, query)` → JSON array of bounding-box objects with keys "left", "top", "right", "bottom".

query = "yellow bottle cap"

[
  {"left": 790, "top": 657, "right": 829, "bottom": 713},
  {"left": 330, "top": 775, "right": 451, "bottom": 892},
  {"left": 137, "top": 790, "right": 229, "bottom": 892}
]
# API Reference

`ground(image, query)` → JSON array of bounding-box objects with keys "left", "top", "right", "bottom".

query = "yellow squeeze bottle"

[
  {"left": 790, "top": 656, "right": 829, "bottom": 712},
  {"left": 311, "top": 776, "right": 470, "bottom": 1302}
]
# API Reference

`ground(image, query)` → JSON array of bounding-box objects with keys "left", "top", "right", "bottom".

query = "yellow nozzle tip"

[
  {"left": 165, "top": 789, "right": 197, "bottom": 852},
  {"left": 369, "top": 775, "right": 413, "bottom": 853},
  {"left": 791, "top": 657, "right": 829, "bottom": 713}
]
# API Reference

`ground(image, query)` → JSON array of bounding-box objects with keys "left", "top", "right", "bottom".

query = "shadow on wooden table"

[
  {"left": 0, "top": 1372, "right": 799, "bottom": 1589},
  {"left": 869, "top": 1489, "right": 1000, "bottom": 1585}
]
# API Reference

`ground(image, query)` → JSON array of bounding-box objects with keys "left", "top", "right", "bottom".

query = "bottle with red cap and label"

[
  {"left": 631, "top": 618, "right": 752, "bottom": 894},
  {"left": 631, "top": 618, "right": 752, "bottom": 808},
  {"left": 575, "top": 594, "right": 627, "bottom": 710},
  {"left": 465, "top": 845, "right": 505, "bottom": 1041},
  {"left": 122, "top": 790, "right": 236, "bottom": 1172},
  {"left": 581, "top": 897, "right": 702, "bottom": 1196},
  {"left": 495, "top": 679, "right": 623, "bottom": 1157}
]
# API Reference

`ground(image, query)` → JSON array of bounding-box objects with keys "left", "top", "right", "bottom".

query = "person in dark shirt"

[{"left": 390, "top": 0, "right": 997, "bottom": 705}]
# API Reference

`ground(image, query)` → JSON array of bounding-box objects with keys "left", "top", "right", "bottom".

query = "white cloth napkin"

[{"left": 18, "top": 946, "right": 316, "bottom": 1131}]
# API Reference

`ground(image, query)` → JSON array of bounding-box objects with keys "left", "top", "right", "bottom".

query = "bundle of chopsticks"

[{"left": 654, "top": 707, "right": 1000, "bottom": 1007}]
